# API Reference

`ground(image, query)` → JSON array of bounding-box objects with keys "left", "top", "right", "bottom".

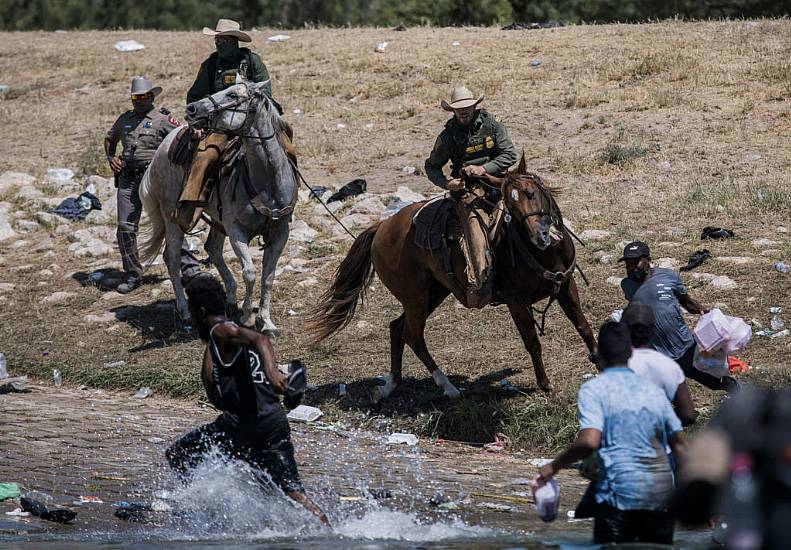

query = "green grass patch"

[
  {"left": 673, "top": 179, "right": 791, "bottom": 217},
  {"left": 600, "top": 143, "right": 648, "bottom": 165}
]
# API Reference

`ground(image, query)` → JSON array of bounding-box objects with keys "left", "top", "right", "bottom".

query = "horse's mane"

[
  {"left": 504, "top": 171, "right": 562, "bottom": 197},
  {"left": 262, "top": 93, "right": 287, "bottom": 135}
]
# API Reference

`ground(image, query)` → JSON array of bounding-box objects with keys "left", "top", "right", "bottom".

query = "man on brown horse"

[
  {"left": 173, "top": 18, "right": 295, "bottom": 232},
  {"left": 424, "top": 86, "right": 517, "bottom": 307}
]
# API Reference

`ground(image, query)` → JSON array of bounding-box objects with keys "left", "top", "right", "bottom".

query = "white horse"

[{"left": 138, "top": 80, "right": 296, "bottom": 332}]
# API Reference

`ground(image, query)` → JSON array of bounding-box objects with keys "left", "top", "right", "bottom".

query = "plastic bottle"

[
  {"left": 773, "top": 261, "right": 790, "bottom": 274},
  {"left": 53, "top": 368, "right": 62, "bottom": 387},
  {"left": 769, "top": 307, "right": 785, "bottom": 332},
  {"left": 0, "top": 352, "right": 7, "bottom": 379}
]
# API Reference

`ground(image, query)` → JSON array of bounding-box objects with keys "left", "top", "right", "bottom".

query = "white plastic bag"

[
  {"left": 693, "top": 346, "right": 729, "bottom": 378},
  {"left": 693, "top": 309, "right": 752, "bottom": 353},
  {"left": 531, "top": 477, "right": 560, "bottom": 522}
]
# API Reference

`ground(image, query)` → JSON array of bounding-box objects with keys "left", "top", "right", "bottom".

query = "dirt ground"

[{"left": 1, "top": 21, "right": 791, "bottom": 450}]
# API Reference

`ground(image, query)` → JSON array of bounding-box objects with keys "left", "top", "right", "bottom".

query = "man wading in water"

[{"left": 166, "top": 275, "right": 329, "bottom": 527}]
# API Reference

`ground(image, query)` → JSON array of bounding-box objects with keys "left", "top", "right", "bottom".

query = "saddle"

[
  {"left": 168, "top": 126, "right": 198, "bottom": 167},
  {"left": 413, "top": 186, "right": 505, "bottom": 308}
]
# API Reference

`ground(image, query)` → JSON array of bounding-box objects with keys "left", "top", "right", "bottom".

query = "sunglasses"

[{"left": 131, "top": 93, "right": 152, "bottom": 100}]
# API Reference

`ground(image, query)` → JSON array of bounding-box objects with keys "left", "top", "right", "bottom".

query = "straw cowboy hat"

[
  {"left": 441, "top": 86, "right": 484, "bottom": 111},
  {"left": 202, "top": 18, "right": 252, "bottom": 43},
  {"left": 130, "top": 76, "right": 162, "bottom": 97}
]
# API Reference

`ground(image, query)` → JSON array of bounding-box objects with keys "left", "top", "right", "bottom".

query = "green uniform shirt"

[
  {"left": 424, "top": 109, "right": 517, "bottom": 189},
  {"left": 106, "top": 106, "right": 180, "bottom": 168},
  {"left": 186, "top": 48, "right": 271, "bottom": 104}
]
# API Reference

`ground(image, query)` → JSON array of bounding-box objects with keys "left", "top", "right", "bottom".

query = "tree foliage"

[{"left": 0, "top": 0, "right": 787, "bottom": 29}]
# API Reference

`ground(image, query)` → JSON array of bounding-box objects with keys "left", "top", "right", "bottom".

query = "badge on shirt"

[
  {"left": 223, "top": 74, "right": 236, "bottom": 85},
  {"left": 168, "top": 116, "right": 180, "bottom": 126},
  {"left": 143, "top": 121, "right": 152, "bottom": 128},
  {"left": 485, "top": 135, "right": 495, "bottom": 149}
]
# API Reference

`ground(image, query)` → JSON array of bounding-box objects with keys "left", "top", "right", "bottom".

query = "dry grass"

[{"left": 1, "top": 20, "right": 791, "bottom": 451}]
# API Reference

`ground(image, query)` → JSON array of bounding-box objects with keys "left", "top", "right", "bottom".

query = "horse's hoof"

[
  {"left": 443, "top": 386, "right": 462, "bottom": 399},
  {"left": 539, "top": 383, "right": 556, "bottom": 394},
  {"left": 255, "top": 318, "right": 278, "bottom": 335}
]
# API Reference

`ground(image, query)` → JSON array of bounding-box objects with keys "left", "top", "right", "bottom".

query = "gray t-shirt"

[{"left": 621, "top": 268, "right": 695, "bottom": 360}]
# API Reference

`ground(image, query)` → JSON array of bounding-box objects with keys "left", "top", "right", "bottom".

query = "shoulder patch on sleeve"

[
  {"left": 159, "top": 107, "right": 171, "bottom": 115},
  {"left": 167, "top": 115, "right": 180, "bottom": 127}
]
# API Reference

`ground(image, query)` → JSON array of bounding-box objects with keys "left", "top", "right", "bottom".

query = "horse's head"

[
  {"left": 501, "top": 154, "right": 557, "bottom": 251},
  {"left": 184, "top": 78, "right": 271, "bottom": 133}
]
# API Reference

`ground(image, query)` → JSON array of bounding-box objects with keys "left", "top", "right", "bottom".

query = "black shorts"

[
  {"left": 166, "top": 411, "right": 303, "bottom": 494},
  {"left": 593, "top": 502, "right": 675, "bottom": 545}
]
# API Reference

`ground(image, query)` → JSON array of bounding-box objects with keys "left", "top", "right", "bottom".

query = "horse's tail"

[
  {"left": 307, "top": 222, "right": 381, "bottom": 343},
  {"left": 137, "top": 167, "right": 167, "bottom": 265}
]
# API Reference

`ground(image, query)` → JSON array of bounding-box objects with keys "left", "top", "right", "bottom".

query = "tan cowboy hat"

[
  {"left": 441, "top": 86, "right": 484, "bottom": 111},
  {"left": 130, "top": 76, "right": 162, "bottom": 97},
  {"left": 202, "top": 18, "right": 252, "bottom": 42}
]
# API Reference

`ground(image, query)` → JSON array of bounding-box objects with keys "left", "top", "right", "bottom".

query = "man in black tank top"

[{"left": 166, "top": 275, "right": 329, "bottom": 527}]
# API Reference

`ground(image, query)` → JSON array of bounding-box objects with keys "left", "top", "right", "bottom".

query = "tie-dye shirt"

[{"left": 578, "top": 367, "right": 682, "bottom": 511}]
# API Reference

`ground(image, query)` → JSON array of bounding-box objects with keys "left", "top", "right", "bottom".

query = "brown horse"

[{"left": 309, "top": 156, "right": 597, "bottom": 401}]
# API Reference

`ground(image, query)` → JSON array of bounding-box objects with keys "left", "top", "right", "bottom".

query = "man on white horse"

[{"left": 104, "top": 76, "right": 202, "bottom": 294}]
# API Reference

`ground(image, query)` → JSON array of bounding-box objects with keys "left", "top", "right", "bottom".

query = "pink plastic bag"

[{"left": 531, "top": 477, "right": 560, "bottom": 522}]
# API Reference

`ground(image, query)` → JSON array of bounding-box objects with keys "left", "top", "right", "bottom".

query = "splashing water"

[{"left": 334, "top": 509, "right": 500, "bottom": 542}]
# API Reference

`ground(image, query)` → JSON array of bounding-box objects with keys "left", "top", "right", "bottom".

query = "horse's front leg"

[
  {"left": 164, "top": 222, "right": 190, "bottom": 322},
  {"left": 228, "top": 223, "right": 256, "bottom": 327},
  {"left": 256, "top": 219, "right": 289, "bottom": 334},
  {"left": 557, "top": 277, "right": 597, "bottom": 357},
  {"left": 205, "top": 227, "right": 237, "bottom": 309},
  {"left": 505, "top": 297, "right": 554, "bottom": 392}
]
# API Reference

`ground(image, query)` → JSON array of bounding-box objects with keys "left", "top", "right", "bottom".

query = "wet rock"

[
  {"left": 710, "top": 275, "right": 737, "bottom": 290},
  {"left": 289, "top": 220, "right": 318, "bottom": 243},
  {"left": 606, "top": 276, "right": 624, "bottom": 287},
  {"left": 15, "top": 219, "right": 39, "bottom": 233},
  {"left": 350, "top": 196, "right": 386, "bottom": 216},
  {"left": 394, "top": 185, "right": 425, "bottom": 203},
  {"left": 41, "top": 291, "right": 77, "bottom": 304},
  {"left": 580, "top": 229, "right": 611, "bottom": 241},
  {"left": 751, "top": 238, "right": 780, "bottom": 248},
  {"left": 714, "top": 256, "right": 753, "bottom": 265},
  {"left": 340, "top": 213, "right": 374, "bottom": 230},
  {"left": 654, "top": 257, "right": 680, "bottom": 269}
]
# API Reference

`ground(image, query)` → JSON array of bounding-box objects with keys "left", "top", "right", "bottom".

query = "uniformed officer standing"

[
  {"left": 104, "top": 76, "right": 202, "bottom": 294},
  {"left": 424, "top": 86, "right": 517, "bottom": 306},
  {"left": 173, "top": 18, "right": 291, "bottom": 232}
]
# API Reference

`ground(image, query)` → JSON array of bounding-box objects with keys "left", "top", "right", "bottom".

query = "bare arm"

[
  {"left": 539, "top": 428, "right": 601, "bottom": 480},
  {"left": 103, "top": 137, "right": 122, "bottom": 173},
  {"left": 678, "top": 292, "right": 708, "bottom": 315},
  {"left": 673, "top": 381, "right": 699, "bottom": 426},
  {"left": 211, "top": 323, "right": 287, "bottom": 393},
  {"left": 669, "top": 431, "right": 686, "bottom": 465}
]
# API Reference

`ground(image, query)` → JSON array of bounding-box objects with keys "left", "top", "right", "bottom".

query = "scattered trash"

[
  {"left": 338, "top": 383, "right": 347, "bottom": 397},
  {"left": 694, "top": 309, "right": 752, "bottom": 353},
  {"left": 50, "top": 191, "right": 102, "bottom": 221},
  {"left": 393, "top": 24, "right": 407, "bottom": 31},
  {"left": 756, "top": 328, "right": 789, "bottom": 338},
  {"left": 328, "top": 178, "right": 367, "bottom": 203},
  {"left": 609, "top": 309, "right": 623, "bottom": 322},
  {"left": 530, "top": 60, "right": 543, "bottom": 67},
  {"left": 582, "top": 373, "right": 595, "bottom": 380},
  {"left": 21, "top": 496, "right": 76, "bottom": 523},
  {"left": 481, "top": 502, "right": 517, "bottom": 512},
  {"left": 0, "top": 84, "right": 8, "bottom": 94},
  {"left": 287, "top": 404, "right": 323, "bottom": 422},
  {"left": 53, "top": 368, "right": 62, "bottom": 387},
  {"left": 133, "top": 387, "right": 153, "bottom": 399},
  {"left": 527, "top": 458, "right": 553, "bottom": 467},
  {"left": 501, "top": 21, "right": 564, "bottom": 30},
  {"left": 5, "top": 508, "right": 29, "bottom": 517},
  {"left": 364, "top": 123, "right": 374, "bottom": 129},
  {"left": 115, "top": 506, "right": 146, "bottom": 522},
  {"left": 368, "top": 488, "right": 392, "bottom": 499},
  {"left": 773, "top": 261, "right": 790, "bottom": 274},
  {"left": 387, "top": 433, "right": 418, "bottom": 446},
  {"left": 0, "top": 482, "right": 20, "bottom": 501},
  {"left": 103, "top": 360, "right": 125, "bottom": 369},
  {"left": 770, "top": 307, "right": 785, "bottom": 331},
  {"left": 483, "top": 432, "right": 510, "bottom": 452},
  {"left": 728, "top": 356, "right": 751, "bottom": 374},
  {"left": 308, "top": 185, "right": 328, "bottom": 198},
  {"left": 451, "top": 41, "right": 461, "bottom": 46},
  {"left": 46, "top": 168, "right": 74, "bottom": 183},
  {"left": 701, "top": 226, "right": 735, "bottom": 240},
  {"left": 0, "top": 352, "right": 7, "bottom": 379},
  {"left": 336, "top": 123, "right": 347, "bottom": 129},
  {"left": 78, "top": 495, "right": 103, "bottom": 504},
  {"left": 679, "top": 249, "right": 711, "bottom": 272},
  {"left": 0, "top": 375, "right": 28, "bottom": 391},
  {"left": 114, "top": 40, "right": 145, "bottom": 52},
  {"left": 267, "top": 34, "right": 290, "bottom": 42},
  {"left": 287, "top": 309, "right": 299, "bottom": 316},
  {"left": 374, "top": 42, "right": 388, "bottom": 53},
  {"left": 499, "top": 379, "right": 517, "bottom": 393},
  {"left": 430, "top": 492, "right": 451, "bottom": 506},
  {"left": 532, "top": 477, "right": 560, "bottom": 522},
  {"left": 743, "top": 152, "right": 762, "bottom": 162},
  {"left": 401, "top": 166, "right": 416, "bottom": 174},
  {"left": 657, "top": 161, "right": 672, "bottom": 170},
  {"left": 436, "top": 501, "right": 460, "bottom": 511}
]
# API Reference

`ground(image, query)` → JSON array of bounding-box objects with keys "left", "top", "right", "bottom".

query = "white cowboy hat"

[
  {"left": 202, "top": 18, "right": 252, "bottom": 42},
  {"left": 130, "top": 76, "right": 162, "bottom": 97},
  {"left": 441, "top": 86, "right": 484, "bottom": 111}
]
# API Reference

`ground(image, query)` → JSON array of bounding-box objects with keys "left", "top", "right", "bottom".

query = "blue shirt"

[
  {"left": 621, "top": 268, "right": 694, "bottom": 360},
  {"left": 578, "top": 367, "right": 682, "bottom": 511}
]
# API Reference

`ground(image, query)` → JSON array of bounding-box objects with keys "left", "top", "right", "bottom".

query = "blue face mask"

[{"left": 216, "top": 39, "right": 239, "bottom": 59}]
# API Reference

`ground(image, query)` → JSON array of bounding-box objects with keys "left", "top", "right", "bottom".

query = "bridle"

[{"left": 202, "top": 80, "right": 273, "bottom": 136}]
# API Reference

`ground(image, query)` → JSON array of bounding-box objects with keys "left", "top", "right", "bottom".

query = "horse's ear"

[{"left": 517, "top": 150, "right": 527, "bottom": 174}]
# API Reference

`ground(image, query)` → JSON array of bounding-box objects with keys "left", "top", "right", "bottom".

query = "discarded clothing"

[
  {"left": 50, "top": 191, "right": 102, "bottom": 221},
  {"left": 327, "top": 178, "right": 366, "bottom": 203},
  {"left": 501, "top": 21, "right": 564, "bottom": 30},
  {"left": 20, "top": 497, "right": 77, "bottom": 523},
  {"left": 728, "top": 356, "right": 751, "bottom": 374},
  {"left": 679, "top": 249, "right": 711, "bottom": 272},
  {"left": 701, "top": 226, "right": 734, "bottom": 240},
  {"left": 0, "top": 482, "right": 20, "bottom": 501}
]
